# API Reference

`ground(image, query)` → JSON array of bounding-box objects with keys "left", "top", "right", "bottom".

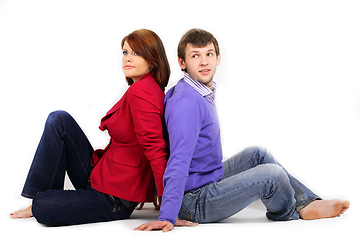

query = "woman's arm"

[{"left": 127, "top": 83, "right": 167, "bottom": 196}]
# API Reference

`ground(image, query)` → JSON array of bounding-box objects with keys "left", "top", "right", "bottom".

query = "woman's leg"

[
  {"left": 11, "top": 111, "right": 94, "bottom": 219},
  {"left": 31, "top": 184, "right": 135, "bottom": 226},
  {"left": 21, "top": 110, "right": 94, "bottom": 199}
]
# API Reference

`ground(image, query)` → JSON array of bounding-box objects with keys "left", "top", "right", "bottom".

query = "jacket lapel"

[
  {"left": 106, "top": 95, "right": 125, "bottom": 116},
  {"left": 99, "top": 92, "right": 126, "bottom": 131}
]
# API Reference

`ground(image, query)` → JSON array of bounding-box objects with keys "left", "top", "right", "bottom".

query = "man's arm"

[{"left": 135, "top": 98, "right": 202, "bottom": 231}]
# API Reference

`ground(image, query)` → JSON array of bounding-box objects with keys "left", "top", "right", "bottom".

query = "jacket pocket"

[{"left": 112, "top": 151, "right": 142, "bottom": 168}]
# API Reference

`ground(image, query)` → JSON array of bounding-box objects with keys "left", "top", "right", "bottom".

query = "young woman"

[{"left": 10, "top": 29, "right": 170, "bottom": 226}]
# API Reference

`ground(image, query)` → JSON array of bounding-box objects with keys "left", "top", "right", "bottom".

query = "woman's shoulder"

[
  {"left": 128, "top": 77, "right": 164, "bottom": 95},
  {"left": 127, "top": 75, "right": 164, "bottom": 106}
]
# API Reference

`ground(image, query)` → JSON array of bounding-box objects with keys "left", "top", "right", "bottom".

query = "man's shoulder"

[{"left": 165, "top": 79, "right": 203, "bottom": 104}]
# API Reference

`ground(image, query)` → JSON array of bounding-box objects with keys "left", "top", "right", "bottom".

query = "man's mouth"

[{"left": 199, "top": 69, "right": 211, "bottom": 75}]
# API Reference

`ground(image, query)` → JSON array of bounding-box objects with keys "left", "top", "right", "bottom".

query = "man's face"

[{"left": 179, "top": 43, "right": 221, "bottom": 90}]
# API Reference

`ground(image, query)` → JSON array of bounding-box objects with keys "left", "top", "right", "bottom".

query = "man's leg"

[
  {"left": 179, "top": 163, "right": 298, "bottom": 223},
  {"left": 220, "top": 146, "right": 350, "bottom": 220},
  {"left": 222, "top": 146, "right": 320, "bottom": 212}
]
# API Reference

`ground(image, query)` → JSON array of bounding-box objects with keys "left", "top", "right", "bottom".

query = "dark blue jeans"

[{"left": 21, "top": 111, "right": 137, "bottom": 226}]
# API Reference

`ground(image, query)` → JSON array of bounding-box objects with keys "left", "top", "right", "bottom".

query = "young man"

[{"left": 135, "top": 29, "right": 350, "bottom": 232}]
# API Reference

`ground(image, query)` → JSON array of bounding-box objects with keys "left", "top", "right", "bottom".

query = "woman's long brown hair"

[{"left": 121, "top": 29, "right": 170, "bottom": 91}]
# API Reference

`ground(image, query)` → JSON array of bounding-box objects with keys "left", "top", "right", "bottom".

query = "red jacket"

[{"left": 90, "top": 73, "right": 168, "bottom": 202}]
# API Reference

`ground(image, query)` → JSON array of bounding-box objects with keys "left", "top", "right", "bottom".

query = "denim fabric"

[
  {"left": 21, "top": 111, "right": 136, "bottom": 226},
  {"left": 178, "top": 147, "right": 320, "bottom": 223}
]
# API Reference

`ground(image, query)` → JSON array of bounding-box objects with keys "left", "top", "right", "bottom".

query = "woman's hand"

[
  {"left": 153, "top": 196, "right": 161, "bottom": 210},
  {"left": 136, "top": 196, "right": 162, "bottom": 210}
]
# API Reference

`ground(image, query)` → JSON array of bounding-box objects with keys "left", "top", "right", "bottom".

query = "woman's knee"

[
  {"left": 45, "top": 110, "right": 76, "bottom": 133},
  {"left": 47, "top": 110, "right": 72, "bottom": 123}
]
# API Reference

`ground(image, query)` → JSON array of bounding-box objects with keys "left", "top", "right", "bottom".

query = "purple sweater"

[{"left": 158, "top": 79, "right": 223, "bottom": 225}]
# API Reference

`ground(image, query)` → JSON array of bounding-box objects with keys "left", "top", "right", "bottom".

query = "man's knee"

[
  {"left": 263, "top": 164, "right": 289, "bottom": 185},
  {"left": 244, "top": 146, "right": 266, "bottom": 157}
]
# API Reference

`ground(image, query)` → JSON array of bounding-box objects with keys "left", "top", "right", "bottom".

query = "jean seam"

[
  {"left": 205, "top": 180, "right": 279, "bottom": 203},
  {"left": 48, "top": 141, "right": 64, "bottom": 191},
  {"left": 64, "top": 131, "right": 90, "bottom": 179},
  {"left": 180, "top": 194, "right": 201, "bottom": 223}
]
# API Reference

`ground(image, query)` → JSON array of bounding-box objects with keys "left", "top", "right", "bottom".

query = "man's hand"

[
  {"left": 134, "top": 218, "right": 198, "bottom": 232},
  {"left": 134, "top": 220, "right": 174, "bottom": 232}
]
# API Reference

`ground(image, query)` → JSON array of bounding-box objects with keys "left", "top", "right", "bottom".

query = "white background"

[{"left": 1, "top": 0, "right": 359, "bottom": 239}]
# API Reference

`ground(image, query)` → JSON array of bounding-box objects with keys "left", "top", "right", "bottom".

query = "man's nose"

[{"left": 200, "top": 55, "right": 208, "bottom": 65}]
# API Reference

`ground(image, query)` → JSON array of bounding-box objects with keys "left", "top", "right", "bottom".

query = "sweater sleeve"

[
  {"left": 158, "top": 98, "right": 202, "bottom": 225},
  {"left": 127, "top": 84, "right": 167, "bottom": 197}
]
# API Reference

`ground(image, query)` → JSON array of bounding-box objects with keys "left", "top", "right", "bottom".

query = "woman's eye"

[
  {"left": 133, "top": 52, "right": 140, "bottom": 56},
  {"left": 122, "top": 50, "right": 128, "bottom": 55}
]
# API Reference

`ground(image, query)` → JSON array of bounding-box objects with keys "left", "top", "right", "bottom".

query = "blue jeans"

[
  {"left": 178, "top": 147, "right": 320, "bottom": 223},
  {"left": 21, "top": 111, "right": 137, "bottom": 226}
]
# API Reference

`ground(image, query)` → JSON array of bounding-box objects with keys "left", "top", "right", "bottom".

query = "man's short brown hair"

[{"left": 177, "top": 29, "right": 220, "bottom": 62}]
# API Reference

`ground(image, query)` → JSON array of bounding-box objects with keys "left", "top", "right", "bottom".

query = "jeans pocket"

[
  {"left": 178, "top": 191, "right": 201, "bottom": 223},
  {"left": 188, "top": 187, "right": 201, "bottom": 197}
]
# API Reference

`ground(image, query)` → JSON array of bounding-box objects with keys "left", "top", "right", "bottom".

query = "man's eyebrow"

[
  {"left": 189, "top": 50, "right": 200, "bottom": 55},
  {"left": 189, "top": 49, "right": 215, "bottom": 55}
]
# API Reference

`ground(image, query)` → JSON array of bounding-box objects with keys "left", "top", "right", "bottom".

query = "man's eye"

[
  {"left": 192, "top": 55, "right": 198, "bottom": 59},
  {"left": 208, "top": 53, "right": 213, "bottom": 57}
]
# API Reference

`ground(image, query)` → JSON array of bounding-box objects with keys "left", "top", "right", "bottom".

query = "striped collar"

[{"left": 183, "top": 72, "right": 216, "bottom": 103}]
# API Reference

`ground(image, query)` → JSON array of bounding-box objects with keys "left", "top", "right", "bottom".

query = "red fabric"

[{"left": 90, "top": 73, "right": 168, "bottom": 202}]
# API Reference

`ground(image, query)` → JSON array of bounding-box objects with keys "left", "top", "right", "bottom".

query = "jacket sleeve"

[
  {"left": 127, "top": 84, "right": 167, "bottom": 197},
  {"left": 158, "top": 98, "right": 202, "bottom": 225}
]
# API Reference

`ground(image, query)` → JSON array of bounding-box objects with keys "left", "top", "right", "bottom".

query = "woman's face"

[{"left": 122, "top": 41, "right": 151, "bottom": 82}]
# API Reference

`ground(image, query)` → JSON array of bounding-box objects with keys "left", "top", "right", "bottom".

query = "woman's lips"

[{"left": 124, "top": 65, "right": 134, "bottom": 69}]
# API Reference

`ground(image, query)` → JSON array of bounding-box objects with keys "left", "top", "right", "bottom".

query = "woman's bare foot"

[
  {"left": 299, "top": 199, "right": 350, "bottom": 220},
  {"left": 10, "top": 205, "right": 33, "bottom": 219}
]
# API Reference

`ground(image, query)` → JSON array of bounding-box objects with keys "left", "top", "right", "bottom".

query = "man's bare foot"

[
  {"left": 10, "top": 205, "right": 33, "bottom": 219},
  {"left": 299, "top": 199, "right": 350, "bottom": 220}
]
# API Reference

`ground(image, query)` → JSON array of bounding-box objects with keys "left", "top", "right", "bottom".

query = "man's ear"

[
  {"left": 216, "top": 53, "right": 221, "bottom": 66},
  {"left": 178, "top": 57, "right": 186, "bottom": 70}
]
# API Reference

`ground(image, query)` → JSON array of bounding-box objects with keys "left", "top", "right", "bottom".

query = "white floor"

[
  {"left": 1, "top": 1, "right": 359, "bottom": 239},
  {"left": 3, "top": 198, "right": 357, "bottom": 240}
]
